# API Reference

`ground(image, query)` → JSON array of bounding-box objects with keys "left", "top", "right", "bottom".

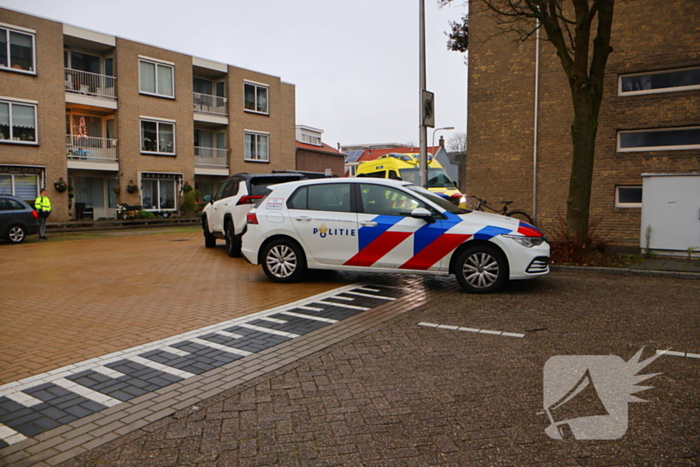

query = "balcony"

[
  {"left": 66, "top": 135, "right": 118, "bottom": 161},
  {"left": 194, "top": 147, "right": 228, "bottom": 168},
  {"left": 193, "top": 92, "right": 227, "bottom": 116},
  {"left": 65, "top": 69, "right": 116, "bottom": 100}
]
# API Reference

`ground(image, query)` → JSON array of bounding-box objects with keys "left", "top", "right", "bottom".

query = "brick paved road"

[
  {"left": 1, "top": 230, "right": 699, "bottom": 466},
  {"left": 53, "top": 272, "right": 699, "bottom": 466}
]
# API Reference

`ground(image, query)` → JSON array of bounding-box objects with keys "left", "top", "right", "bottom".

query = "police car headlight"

[
  {"left": 460, "top": 196, "right": 467, "bottom": 205},
  {"left": 503, "top": 234, "right": 544, "bottom": 248}
]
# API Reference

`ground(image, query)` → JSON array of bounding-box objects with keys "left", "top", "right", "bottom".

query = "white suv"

[
  {"left": 201, "top": 173, "right": 305, "bottom": 256},
  {"left": 242, "top": 178, "right": 550, "bottom": 293}
]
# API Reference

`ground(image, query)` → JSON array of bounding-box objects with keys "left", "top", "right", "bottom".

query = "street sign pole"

[{"left": 419, "top": 0, "right": 428, "bottom": 188}]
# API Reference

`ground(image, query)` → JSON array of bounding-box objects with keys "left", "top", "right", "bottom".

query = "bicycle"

[{"left": 469, "top": 195, "right": 535, "bottom": 225}]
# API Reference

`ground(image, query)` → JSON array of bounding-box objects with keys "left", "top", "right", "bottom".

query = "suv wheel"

[
  {"left": 261, "top": 239, "right": 307, "bottom": 283},
  {"left": 224, "top": 219, "right": 241, "bottom": 257},
  {"left": 7, "top": 224, "right": 27, "bottom": 244},
  {"left": 454, "top": 244, "right": 508, "bottom": 293},
  {"left": 203, "top": 217, "right": 216, "bottom": 248}
]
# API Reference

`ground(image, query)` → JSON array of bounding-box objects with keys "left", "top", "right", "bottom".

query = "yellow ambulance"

[{"left": 355, "top": 153, "right": 467, "bottom": 208}]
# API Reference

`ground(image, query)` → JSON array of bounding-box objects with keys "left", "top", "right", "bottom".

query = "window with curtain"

[
  {"left": 244, "top": 132, "right": 269, "bottom": 162},
  {"left": 141, "top": 177, "right": 177, "bottom": 210},
  {"left": 0, "top": 174, "right": 38, "bottom": 200},
  {"left": 0, "top": 27, "right": 35, "bottom": 72},
  {"left": 0, "top": 100, "right": 37, "bottom": 143},
  {"left": 139, "top": 59, "right": 174, "bottom": 97},
  {"left": 244, "top": 83, "right": 269, "bottom": 114},
  {"left": 141, "top": 120, "right": 175, "bottom": 154}
]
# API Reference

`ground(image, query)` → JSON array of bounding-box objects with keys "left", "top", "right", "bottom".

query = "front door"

[{"left": 289, "top": 183, "right": 358, "bottom": 265}]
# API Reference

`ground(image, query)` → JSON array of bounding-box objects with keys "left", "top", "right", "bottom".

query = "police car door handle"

[
  {"left": 360, "top": 221, "right": 378, "bottom": 227},
  {"left": 294, "top": 216, "right": 312, "bottom": 221}
]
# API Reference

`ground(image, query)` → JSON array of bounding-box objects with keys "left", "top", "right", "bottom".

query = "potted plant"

[
  {"left": 182, "top": 181, "right": 193, "bottom": 194},
  {"left": 113, "top": 186, "right": 121, "bottom": 195},
  {"left": 127, "top": 180, "right": 138, "bottom": 194},
  {"left": 68, "top": 185, "right": 75, "bottom": 199},
  {"left": 54, "top": 178, "right": 68, "bottom": 193}
]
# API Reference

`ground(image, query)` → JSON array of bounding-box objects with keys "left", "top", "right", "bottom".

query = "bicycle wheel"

[{"left": 506, "top": 210, "right": 534, "bottom": 226}]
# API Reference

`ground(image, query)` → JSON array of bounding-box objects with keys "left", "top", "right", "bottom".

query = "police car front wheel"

[
  {"left": 262, "top": 239, "right": 307, "bottom": 283},
  {"left": 455, "top": 244, "right": 508, "bottom": 293}
]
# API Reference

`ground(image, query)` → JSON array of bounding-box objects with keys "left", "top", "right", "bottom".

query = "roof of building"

[{"left": 295, "top": 141, "right": 344, "bottom": 156}]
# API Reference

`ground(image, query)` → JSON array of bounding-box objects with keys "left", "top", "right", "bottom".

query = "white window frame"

[
  {"left": 244, "top": 131, "right": 269, "bottom": 162},
  {"left": 0, "top": 23, "right": 36, "bottom": 74},
  {"left": 140, "top": 176, "right": 178, "bottom": 212},
  {"left": 138, "top": 58, "right": 175, "bottom": 98},
  {"left": 615, "top": 186, "right": 642, "bottom": 208},
  {"left": 140, "top": 118, "right": 176, "bottom": 155},
  {"left": 244, "top": 81, "right": 269, "bottom": 115},
  {"left": 617, "top": 127, "right": 700, "bottom": 152},
  {"left": 0, "top": 98, "right": 38, "bottom": 145},
  {"left": 0, "top": 173, "right": 40, "bottom": 199},
  {"left": 618, "top": 66, "right": 700, "bottom": 96}
]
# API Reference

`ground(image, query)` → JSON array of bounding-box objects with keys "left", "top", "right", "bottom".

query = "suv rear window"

[{"left": 249, "top": 176, "right": 302, "bottom": 196}]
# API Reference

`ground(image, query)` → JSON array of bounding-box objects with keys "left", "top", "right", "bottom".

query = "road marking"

[
  {"left": 189, "top": 337, "right": 252, "bottom": 356},
  {"left": 4, "top": 391, "right": 44, "bottom": 407},
  {"left": 53, "top": 378, "right": 121, "bottom": 407},
  {"left": 316, "top": 300, "right": 370, "bottom": 311},
  {"left": 0, "top": 424, "right": 27, "bottom": 445},
  {"left": 236, "top": 323, "right": 300, "bottom": 338},
  {"left": 91, "top": 365, "right": 128, "bottom": 379},
  {"left": 418, "top": 322, "right": 525, "bottom": 338},
  {"left": 162, "top": 346, "right": 191, "bottom": 357},
  {"left": 297, "top": 305, "right": 324, "bottom": 311},
  {"left": 656, "top": 349, "right": 700, "bottom": 360},
  {"left": 129, "top": 356, "right": 198, "bottom": 379},
  {"left": 344, "top": 291, "right": 396, "bottom": 300},
  {"left": 278, "top": 311, "right": 338, "bottom": 323},
  {"left": 216, "top": 330, "right": 244, "bottom": 339},
  {"left": 259, "top": 316, "right": 288, "bottom": 324}
]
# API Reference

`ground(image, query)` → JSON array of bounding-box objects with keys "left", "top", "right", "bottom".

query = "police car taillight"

[
  {"left": 237, "top": 195, "right": 263, "bottom": 205},
  {"left": 246, "top": 212, "right": 258, "bottom": 225}
]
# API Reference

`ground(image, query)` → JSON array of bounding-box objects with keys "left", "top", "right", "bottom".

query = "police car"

[{"left": 241, "top": 178, "right": 549, "bottom": 293}]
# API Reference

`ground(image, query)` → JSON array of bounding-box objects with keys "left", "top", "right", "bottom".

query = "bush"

[
  {"left": 180, "top": 189, "right": 202, "bottom": 217},
  {"left": 138, "top": 210, "right": 156, "bottom": 219}
]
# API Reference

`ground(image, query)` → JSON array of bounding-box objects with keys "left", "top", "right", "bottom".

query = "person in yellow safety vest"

[{"left": 34, "top": 188, "right": 52, "bottom": 240}]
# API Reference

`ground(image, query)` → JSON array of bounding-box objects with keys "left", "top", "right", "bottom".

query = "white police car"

[{"left": 241, "top": 178, "right": 549, "bottom": 293}]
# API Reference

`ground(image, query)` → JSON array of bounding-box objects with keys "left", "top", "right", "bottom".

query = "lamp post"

[
  {"left": 432, "top": 126, "right": 455, "bottom": 149},
  {"left": 419, "top": 0, "right": 428, "bottom": 188}
]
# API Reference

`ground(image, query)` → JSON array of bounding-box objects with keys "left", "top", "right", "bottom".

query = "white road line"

[
  {"left": 4, "top": 391, "right": 44, "bottom": 407},
  {"left": 0, "top": 423, "right": 27, "bottom": 445},
  {"left": 316, "top": 300, "right": 369, "bottom": 311},
  {"left": 278, "top": 311, "right": 338, "bottom": 323},
  {"left": 296, "top": 305, "right": 324, "bottom": 311},
  {"left": 162, "top": 346, "right": 191, "bottom": 357},
  {"left": 344, "top": 291, "right": 396, "bottom": 301},
  {"left": 656, "top": 349, "right": 700, "bottom": 360},
  {"left": 236, "top": 323, "right": 300, "bottom": 338},
  {"left": 259, "top": 316, "right": 288, "bottom": 324},
  {"left": 418, "top": 322, "right": 525, "bottom": 338},
  {"left": 189, "top": 337, "right": 252, "bottom": 356},
  {"left": 216, "top": 330, "right": 244, "bottom": 339},
  {"left": 91, "top": 365, "right": 128, "bottom": 379},
  {"left": 327, "top": 295, "right": 354, "bottom": 301},
  {"left": 357, "top": 287, "right": 381, "bottom": 293},
  {"left": 53, "top": 378, "right": 121, "bottom": 407},
  {"left": 129, "top": 356, "right": 198, "bottom": 379}
]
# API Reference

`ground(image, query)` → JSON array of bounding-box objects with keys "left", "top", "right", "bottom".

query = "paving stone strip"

[{"left": 0, "top": 282, "right": 421, "bottom": 467}]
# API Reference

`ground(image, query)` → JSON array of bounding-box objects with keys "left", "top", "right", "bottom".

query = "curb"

[{"left": 550, "top": 264, "right": 700, "bottom": 280}]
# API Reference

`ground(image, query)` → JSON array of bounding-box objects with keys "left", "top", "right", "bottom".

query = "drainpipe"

[{"left": 532, "top": 21, "right": 541, "bottom": 223}]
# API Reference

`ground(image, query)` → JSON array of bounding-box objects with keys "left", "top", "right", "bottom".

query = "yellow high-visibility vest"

[{"left": 35, "top": 195, "right": 51, "bottom": 212}]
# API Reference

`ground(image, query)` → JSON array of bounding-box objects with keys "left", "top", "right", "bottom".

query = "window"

[
  {"left": 618, "top": 127, "right": 700, "bottom": 152},
  {"left": 244, "top": 132, "right": 269, "bottom": 162},
  {"left": 0, "top": 174, "right": 39, "bottom": 200},
  {"left": 615, "top": 186, "right": 642, "bottom": 208},
  {"left": 288, "top": 184, "right": 352, "bottom": 213},
  {"left": 360, "top": 184, "right": 424, "bottom": 216},
  {"left": 619, "top": 67, "right": 700, "bottom": 95},
  {"left": 0, "top": 26, "right": 35, "bottom": 73},
  {"left": 244, "top": 82, "right": 268, "bottom": 114},
  {"left": 139, "top": 59, "right": 174, "bottom": 97},
  {"left": 301, "top": 134, "right": 321, "bottom": 146},
  {"left": 141, "top": 175, "right": 178, "bottom": 211},
  {"left": 0, "top": 100, "right": 37, "bottom": 143},
  {"left": 141, "top": 119, "right": 175, "bottom": 155}
]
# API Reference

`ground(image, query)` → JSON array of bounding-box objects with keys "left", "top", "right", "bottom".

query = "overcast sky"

[{"left": 1, "top": 0, "right": 468, "bottom": 150}]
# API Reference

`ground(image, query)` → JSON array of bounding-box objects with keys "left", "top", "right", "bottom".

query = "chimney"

[{"left": 439, "top": 135, "right": 445, "bottom": 148}]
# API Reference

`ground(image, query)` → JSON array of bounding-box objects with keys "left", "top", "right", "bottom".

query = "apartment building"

[
  {"left": 0, "top": 7, "right": 296, "bottom": 222},
  {"left": 466, "top": 0, "right": 699, "bottom": 245}
]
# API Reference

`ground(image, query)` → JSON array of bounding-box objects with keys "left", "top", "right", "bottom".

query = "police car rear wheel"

[
  {"left": 262, "top": 239, "right": 307, "bottom": 283},
  {"left": 455, "top": 245, "right": 507, "bottom": 293}
]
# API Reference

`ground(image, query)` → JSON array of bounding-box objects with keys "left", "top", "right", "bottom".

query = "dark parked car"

[{"left": 0, "top": 195, "right": 40, "bottom": 244}]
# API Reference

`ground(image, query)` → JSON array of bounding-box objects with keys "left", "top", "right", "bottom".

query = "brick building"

[
  {"left": 294, "top": 125, "right": 344, "bottom": 176},
  {"left": 0, "top": 7, "right": 296, "bottom": 221},
  {"left": 467, "top": 0, "right": 700, "bottom": 245}
]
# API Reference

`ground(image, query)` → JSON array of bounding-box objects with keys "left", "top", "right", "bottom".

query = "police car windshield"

[
  {"left": 399, "top": 168, "right": 455, "bottom": 188},
  {"left": 406, "top": 185, "right": 469, "bottom": 214}
]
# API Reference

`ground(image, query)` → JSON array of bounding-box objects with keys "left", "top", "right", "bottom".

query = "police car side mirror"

[
  {"left": 411, "top": 207, "right": 435, "bottom": 224},
  {"left": 202, "top": 195, "right": 213, "bottom": 204}
]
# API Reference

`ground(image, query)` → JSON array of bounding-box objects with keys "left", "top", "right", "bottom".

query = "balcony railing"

[
  {"left": 66, "top": 135, "right": 118, "bottom": 161},
  {"left": 193, "top": 92, "right": 227, "bottom": 116},
  {"left": 194, "top": 147, "right": 227, "bottom": 167},
  {"left": 65, "top": 69, "right": 117, "bottom": 99}
]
